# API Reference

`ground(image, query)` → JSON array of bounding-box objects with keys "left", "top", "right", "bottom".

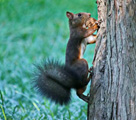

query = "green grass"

[{"left": 0, "top": 0, "right": 97, "bottom": 119}]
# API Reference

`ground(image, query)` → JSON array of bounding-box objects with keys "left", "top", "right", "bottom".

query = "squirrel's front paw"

[{"left": 95, "top": 19, "right": 102, "bottom": 26}]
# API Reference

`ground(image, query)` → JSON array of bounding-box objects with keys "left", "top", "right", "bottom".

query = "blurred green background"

[{"left": 0, "top": 0, "right": 97, "bottom": 119}]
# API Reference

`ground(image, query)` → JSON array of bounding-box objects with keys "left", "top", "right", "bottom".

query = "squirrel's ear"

[{"left": 66, "top": 11, "right": 74, "bottom": 19}]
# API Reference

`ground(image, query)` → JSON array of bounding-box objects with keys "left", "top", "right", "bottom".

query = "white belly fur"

[
  {"left": 80, "top": 35, "right": 95, "bottom": 58},
  {"left": 84, "top": 35, "right": 96, "bottom": 43},
  {"left": 80, "top": 41, "right": 86, "bottom": 58}
]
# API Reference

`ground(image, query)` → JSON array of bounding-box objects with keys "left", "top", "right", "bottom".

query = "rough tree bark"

[{"left": 88, "top": 0, "right": 136, "bottom": 120}]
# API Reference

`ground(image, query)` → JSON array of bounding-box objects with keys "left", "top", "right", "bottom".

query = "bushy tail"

[{"left": 34, "top": 60, "right": 82, "bottom": 105}]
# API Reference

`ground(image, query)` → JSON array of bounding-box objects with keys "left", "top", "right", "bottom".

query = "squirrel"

[{"left": 34, "top": 11, "right": 99, "bottom": 105}]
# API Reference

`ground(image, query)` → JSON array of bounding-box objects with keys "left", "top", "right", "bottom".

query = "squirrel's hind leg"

[
  {"left": 76, "top": 68, "right": 93, "bottom": 103},
  {"left": 76, "top": 87, "right": 89, "bottom": 103}
]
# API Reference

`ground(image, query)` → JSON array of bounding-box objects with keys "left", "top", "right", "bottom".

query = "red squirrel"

[{"left": 34, "top": 11, "right": 99, "bottom": 105}]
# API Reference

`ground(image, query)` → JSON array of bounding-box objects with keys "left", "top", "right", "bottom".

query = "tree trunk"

[{"left": 88, "top": 0, "right": 136, "bottom": 120}]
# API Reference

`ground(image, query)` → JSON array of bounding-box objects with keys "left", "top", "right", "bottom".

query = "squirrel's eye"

[{"left": 78, "top": 13, "right": 81, "bottom": 17}]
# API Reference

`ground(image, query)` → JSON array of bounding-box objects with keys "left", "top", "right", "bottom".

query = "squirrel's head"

[{"left": 66, "top": 11, "right": 91, "bottom": 28}]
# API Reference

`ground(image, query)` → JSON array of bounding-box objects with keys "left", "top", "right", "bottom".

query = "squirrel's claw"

[
  {"left": 77, "top": 94, "right": 89, "bottom": 103},
  {"left": 88, "top": 66, "right": 93, "bottom": 75}
]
